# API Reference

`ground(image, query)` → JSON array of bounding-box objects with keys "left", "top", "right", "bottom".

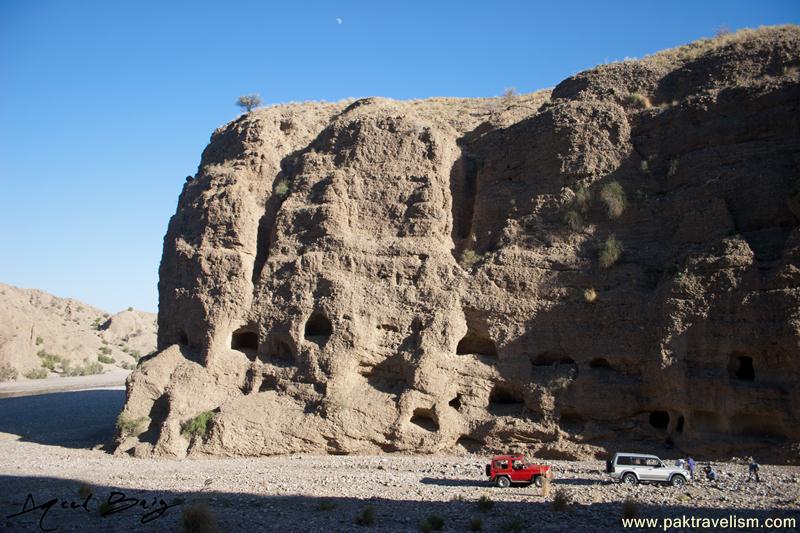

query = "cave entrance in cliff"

[
  {"left": 649, "top": 411, "right": 670, "bottom": 430},
  {"left": 456, "top": 330, "right": 497, "bottom": 358},
  {"left": 304, "top": 313, "right": 332, "bottom": 345},
  {"left": 729, "top": 354, "right": 755, "bottom": 381},
  {"left": 488, "top": 382, "right": 525, "bottom": 416},
  {"left": 410, "top": 407, "right": 439, "bottom": 432},
  {"left": 232, "top": 327, "right": 259, "bottom": 358}
]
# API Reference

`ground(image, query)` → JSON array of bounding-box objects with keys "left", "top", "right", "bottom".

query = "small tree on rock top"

[{"left": 236, "top": 93, "right": 262, "bottom": 112}]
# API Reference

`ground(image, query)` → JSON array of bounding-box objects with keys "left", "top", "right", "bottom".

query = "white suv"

[{"left": 606, "top": 452, "right": 689, "bottom": 487}]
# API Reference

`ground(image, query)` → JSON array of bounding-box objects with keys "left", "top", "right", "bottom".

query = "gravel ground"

[{"left": 1, "top": 388, "right": 798, "bottom": 532}]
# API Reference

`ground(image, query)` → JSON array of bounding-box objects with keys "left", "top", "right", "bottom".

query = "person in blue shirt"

[{"left": 686, "top": 456, "right": 697, "bottom": 480}]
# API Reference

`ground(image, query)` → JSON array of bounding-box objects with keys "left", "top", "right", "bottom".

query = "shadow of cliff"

[
  {"left": 0, "top": 389, "right": 124, "bottom": 449},
  {"left": 2, "top": 474, "right": 797, "bottom": 533}
]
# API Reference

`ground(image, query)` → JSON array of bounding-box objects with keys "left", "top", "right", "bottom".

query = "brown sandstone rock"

[{"left": 118, "top": 26, "right": 800, "bottom": 463}]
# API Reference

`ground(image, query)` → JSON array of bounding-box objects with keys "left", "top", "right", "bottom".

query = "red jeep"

[{"left": 485, "top": 454, "right": 552, "bottom": 488}]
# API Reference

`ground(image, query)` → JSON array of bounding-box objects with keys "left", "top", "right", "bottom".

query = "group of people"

[{"left": 676, "top": 456, "right": 761, "bottom": 482}]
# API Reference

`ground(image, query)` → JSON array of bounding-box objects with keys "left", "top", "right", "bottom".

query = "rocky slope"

[
  {"left": 0, "top": 283, "right": 156, "bottom": 380},
  {"left": 118, "top": 26, "right": 800, "bottom": 462}
]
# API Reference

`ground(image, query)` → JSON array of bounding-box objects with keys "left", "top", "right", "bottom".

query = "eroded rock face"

[{"left": 118, "top": 27, "right": 800, "bottom": 462}]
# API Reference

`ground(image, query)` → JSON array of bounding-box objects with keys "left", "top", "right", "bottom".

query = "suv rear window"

[{"left": 616, "top": 456, "right": 632, "bottom": 466}]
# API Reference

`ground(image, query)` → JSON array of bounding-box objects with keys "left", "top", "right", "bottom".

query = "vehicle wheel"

[
  {"left": 670, "top": 475, "right": 686, "bottom": 487},
  {"left": 533, "top": 476, "right": 543, "bottom": 488},
  {"left": 496, "top": 476, "right": 511, "bottom": 488},
  {"left": 622, "top": 473, "right": 638, "bottom": 486}
]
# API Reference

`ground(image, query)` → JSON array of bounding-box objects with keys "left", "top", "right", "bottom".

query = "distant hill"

[{"left": 0, "top": 282, "right": 156, "bottom": 381}]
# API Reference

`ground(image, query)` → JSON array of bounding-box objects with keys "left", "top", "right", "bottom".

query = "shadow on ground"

[
  {"left": 1, "top": 475, "right": 798, "bottom": 533},
  {"left": 0, "top": 389, "right": 124, "bottom": 449}
]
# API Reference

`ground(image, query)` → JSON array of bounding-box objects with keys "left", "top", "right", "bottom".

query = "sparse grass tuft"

[
  {"left": 24, "top": 368, "right": 48, "bottom": 379},
  {"left": 77, "top": 483, "right": 92, "bottom": 499},
  {"left": 477, "top": 495, "right": 494, "bottom": 512},
  {"left": 181, "top": 411, "right": 215, "bottom": 439},
  {"left": 460, "top": 249, "right": 486, "bottom": 270},
  {"left": 502, "top": 517, "right": 526, "bottom": 532},
  {"left": 599, "top": 235, "right": 623, "bottom": 268},
  {"left": 600, "top": 181, "right": 626, "bottom": 219},
  {"left": 35, "top": 336, "right": 44, "bottom": 345},
  {"left": 98, "top": 345, "right": 112, "bottom": 356},
  {"left": 583, "top": 288, "right": 598, "bottom": 303},
  {"left": 38, "top": 351, "right": 62, "bottom": 370},
  {"left": 564, "top": 209, "right": 584, "bottom": 231},
  {"left": 97, "top": 354, "right": 115, "bottom": 364},
  {"left": 668, "top": 159, "right": 679, "bottom": 177},
  {"left": 469, "top": 517, "right": 484, "bottom": 531},
  {"left": 420, "top": 514, "right": 445, "bottom": 531},
  {"left": 622, "top": 496, "right": 639, "bottom": 519},
  {"left": 181, "top": 502, "right": 219, "bottom": 533},
  {"left": 356, "top": 505, "right": 375, "bottom": 526},
  {"left": 61, "top": 359, "right": 105, "bottom": 377},
  {"left": 317, "top": 499, "right": 336, "bottom": 511},
  {"left": 575, "top": 184, "right": 592, "bottom": 213},
  {"left": 0, "top": 364, "right": 18, "bottom": 382},
  {"left": 552, "top": 488, "right": 572, "bottom": 512},
  {"left": 623, "top": 92, "right": 652, "bottom": 109},
  {"left": 116, "top": 413, "right": 149, "bottom": 438}
]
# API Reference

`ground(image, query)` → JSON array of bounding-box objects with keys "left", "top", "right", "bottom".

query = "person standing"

[
  {"left": 686, "top": 456, "right": 696, "bottom": 480},
  {"left": 748, "top": 458, "right": 761, "bottom": 482}
]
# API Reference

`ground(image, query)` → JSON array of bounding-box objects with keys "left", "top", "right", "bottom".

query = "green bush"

[
  {"left": 130, "top": 350, "right": 142, "bottom": 361},
  {"left": 0, "top": 364, "right": 18, "bottom": 382},
  {"left": 97, "top": 354, "right": 115, "bottom": 364},
  {"left": 181, "top": 411, "right": 215, "bottom": 439},
  {"left": 317, "top": 500, "right": 336, "bottom": 511},
  {"left": 35, "top": 336, "right": 44, "bottom": 345},
  {"left": 61, "top": 359, "right": 105, "bottom": 377},
  {"left": 274, "top": 180, "right": 290, "bottom": 196},
  {"left": 356, "top": 505, "right": 375, "bottom": 526},
  {"left": 477, "top": 495, "right": 494, "bottom": 512},
  {"left": 600, "top": 181, "right": 626, "bottom": 219},
  {"left": 502, "top": 517, "right": 525, "bottom": 532},
  {"left": 127, "top": 306, "right": 134, "bottom": 311},
  {"left": 98, "top": 345, "right": 112, "bottom": 355},
  {"left": 116, "top": 414, "right": 149, "bottom": 437},
  {"left": 38, "top": 351, "right": 62, "bottom": 370},
  {"left": 599, "top": 235, "right": 623, "bottom": 268},
  {"left": 469, "top": 517, "right": 484, "bottom": 531},
  {"left": 24, "top": 368, "right": 49, "bottom": 379}
]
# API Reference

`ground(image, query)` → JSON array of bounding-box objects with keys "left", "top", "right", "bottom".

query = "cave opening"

[
  {"left": 649, "top": 410, "right": 670, "bottom": 430},
  {"left": 730, "top": 355, "right": 755, "bottom": 381},
  {"left": 231, "top": 327, "right": 259, "bottom": 354},
  {"left": 305, "top": 313, "right": 333, "bottom": 343},
  {"left": 410, "top": 407, "right": 439, "bottom": 432},
  {"left": 449, "top": 394, "right": 462, "bottom": 411},
  {"left": 589, "top": 358, "right": 612, "bottom": 370},
  {"left": 456, "top": 330, "right": 497, "bottom": 357}
]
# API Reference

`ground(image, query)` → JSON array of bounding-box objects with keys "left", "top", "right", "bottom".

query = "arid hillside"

[
  {"left": 0, "top": 283, "right": 156, "bottom": 381},
  {"left": 118, "top": 26, "right": 800, "bottom": 463}
]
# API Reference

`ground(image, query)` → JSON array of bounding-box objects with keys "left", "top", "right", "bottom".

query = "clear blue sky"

[{"left": 1, "top": 1, "right": 797, "bottom": 313}]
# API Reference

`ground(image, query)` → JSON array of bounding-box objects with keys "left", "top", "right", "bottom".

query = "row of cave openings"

[{"left": 229, "top": 313, "right": 333, "bottom": 363}]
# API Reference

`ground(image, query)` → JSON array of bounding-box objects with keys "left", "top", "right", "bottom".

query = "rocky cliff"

[{"left": 118, "top": 26, "right": 800, "bottom": 462}]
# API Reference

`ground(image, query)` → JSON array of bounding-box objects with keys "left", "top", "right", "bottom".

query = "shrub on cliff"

[
  {"left": 599, "top": 235, "right": 623, "bottom": 268},
  {"left": 236, "top": 93, "right": 262, "bottom": 112},
  {"left": 600, "top": 181, "right": 626, "bottom": 219},
  {"left": 117, "top": 414, "right": 149, "bottom": 437},
  {"left": 24, "top": 368, "right": 48, "bottom": 379},
  {"left": 182, "top": 410, "right": 215, "bottom": 439}
]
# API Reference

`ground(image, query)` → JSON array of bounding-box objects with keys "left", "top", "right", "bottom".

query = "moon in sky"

[{"left": 336, "top": 17, "right": 343, "bottom": 25}]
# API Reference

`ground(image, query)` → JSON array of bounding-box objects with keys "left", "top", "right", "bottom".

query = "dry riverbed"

[{"left": 0, "top": 388, "right": 798, "bottom": 532}]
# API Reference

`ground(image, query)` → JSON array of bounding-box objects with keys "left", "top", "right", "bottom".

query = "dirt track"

[{"left": 0, "top": 387, "right": 798, "bottom": 532}]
